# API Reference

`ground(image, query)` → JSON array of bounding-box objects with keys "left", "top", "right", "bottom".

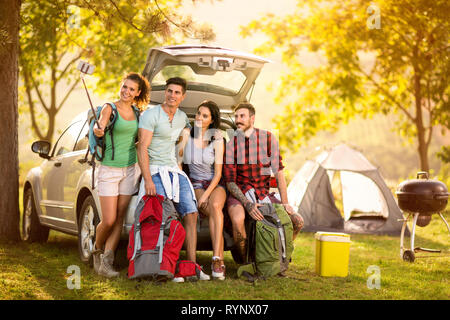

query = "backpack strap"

[
  {"left": 91, "top": 154, "right": 96, "bottom": 190},
  {"left": 103, "top": 102, "right": 118, "bottom": 161},
  {"left": 158, "top": 197, "right": 178, "bottom": 264},
  {"left": 260, "top": 204, "right": 287, "bottom": 261},
  {"left": 83, "top": 145, "right": 90, "bottom": 163},
  {"left": 87, "top": 106, "right": 105, "bottom": 162},
  {"left": 158, "top": 220, "right": 166, "bottom": 264},
  {"left": 132, "top": 105, "right": 141, "bottom": 143},
  {"left": 131, "top": 196, "right": 150, "bottom": 261},
  {"left": 132, "top": 105, "right": 141, "bottom": 122}
]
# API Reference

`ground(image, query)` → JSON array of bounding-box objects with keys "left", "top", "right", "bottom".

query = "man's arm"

[
  {"left": 137, "top": 128, "right": 156, "bottom": 196},
  {"left": 226, "top": 182, "right": 264, "bottom": 220},
  {"left": 275, "top": 169, "right": 295, "bottom": 215},
  {"left": 93, "top": 104, "right": 112, "bottom": 137},
  {"left": 276, "top": 169, "right": 304, "bottom": 236},
  {"left": 176, "top": 127, "right": 190, "bottom": 169},
  {"left": 226, "top": 182, "right": 250, "bottom": 210}
]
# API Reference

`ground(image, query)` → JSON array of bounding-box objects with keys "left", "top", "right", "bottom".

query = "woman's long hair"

[
  {"left": 190, "top": 100, "right": 221, "bottom": 145},
  {"left": 122, "top": 72, "right": 150, "bottom": 111}
]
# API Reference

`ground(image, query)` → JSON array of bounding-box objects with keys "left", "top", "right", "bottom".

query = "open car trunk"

[
  {"left": 139, "top": 45, "right": 271, "bottom": 251},
  {"left": 142, "top": 45, "right": 270, "bottom": 116}
]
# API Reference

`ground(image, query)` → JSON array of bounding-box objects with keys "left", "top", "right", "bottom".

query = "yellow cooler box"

[{"left": 315, "top": 232, "right": 351, "bottom": 277}]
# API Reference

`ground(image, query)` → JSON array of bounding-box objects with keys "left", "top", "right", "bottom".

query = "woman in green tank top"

[{"left": 92, "top": 72, "right": 150, "bottom": 278}]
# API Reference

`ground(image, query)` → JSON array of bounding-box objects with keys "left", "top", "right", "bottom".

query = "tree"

[
  {"left": 0, "top": 0, "right": 214, "bottom": 241},
  {"left": 437, "top": 146, "right": 450, "bottom": 163},
  {"left": 20, "top": 0, "right": 215, "bottom": 143},
  {"left": 0, "top": 0, "right": 21, "bottom": 241},
  {"left": 241, "top": 0, "right": 449, "bottom": 172}
]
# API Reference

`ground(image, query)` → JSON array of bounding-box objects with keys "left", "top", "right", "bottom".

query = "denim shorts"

[
  {"left": 190, "top": 178, "right": 226, "bottom": 191},
  {"left": 138, "top": 172, "right": 198, "bottom": 218}
]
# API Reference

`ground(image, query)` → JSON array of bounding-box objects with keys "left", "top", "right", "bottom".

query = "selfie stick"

[{"left": 77, "top": 61, "right": 100, "bottom": 127}]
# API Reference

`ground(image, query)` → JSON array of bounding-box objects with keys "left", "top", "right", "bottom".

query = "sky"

[
  {"left": 181, "top": 0, "right": 301, "bottom": 128},
  {"left": 182, "top": 0, "right": 296, "bottom": 51}
]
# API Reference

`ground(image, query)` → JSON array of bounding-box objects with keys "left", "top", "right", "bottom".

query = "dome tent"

[{"left": 287, "top": 144, "right": 408, "bottom": 236}]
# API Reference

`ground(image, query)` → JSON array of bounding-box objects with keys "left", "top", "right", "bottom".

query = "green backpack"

[{"left": 238, "top": 203, "right": 294, "bottom": 280}]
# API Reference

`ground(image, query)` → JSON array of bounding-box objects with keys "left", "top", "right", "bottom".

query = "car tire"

[
  {"left": 402, "top": 250, "right": 415, "bottom": 263},
  {"left": 77, "top": 195, "right": 100, "bottom": 265},
  {"left": 22, "top": 188, "right": 49, "bottom": 243}
]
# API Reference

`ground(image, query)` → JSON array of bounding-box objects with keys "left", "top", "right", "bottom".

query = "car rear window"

[{"left": 151, "top": 65, "right": 246, "bottom": 96}]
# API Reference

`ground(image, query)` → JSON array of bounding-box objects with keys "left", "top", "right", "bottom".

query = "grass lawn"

[{"left": 0, "top": 211, "right": 448, "bottom": 300}]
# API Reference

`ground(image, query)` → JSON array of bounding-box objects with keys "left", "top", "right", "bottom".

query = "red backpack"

[
  {"left": 174, "top": 260, "right": 205, "bottom": 282},
  {"left": 127, "top": 195, "right": 185, "bottom": 280}
]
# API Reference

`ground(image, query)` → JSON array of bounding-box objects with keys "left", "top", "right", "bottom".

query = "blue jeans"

[{"left": 139, "top": 172, "right": 197, "bottom": 218}]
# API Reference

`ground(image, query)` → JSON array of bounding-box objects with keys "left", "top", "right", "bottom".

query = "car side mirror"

[{"left": 31, "top": 140, "right": 51, "bottom": 159}]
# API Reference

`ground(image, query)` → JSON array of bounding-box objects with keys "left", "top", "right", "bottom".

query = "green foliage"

[
  {"left": 437, "top": 146, "right": 450, "bottom": 164},
  {"left": 19, "top": 0, "right": 215, "bottom": 142},
  {"left": 161, "top": 65, "right": 196, "bottom": 82},
  {"left": 241, "top": 0, "right": 450, "bottom": 171},
  {"left": 437, "top": 163, "right": 450, "bottom": 189}
]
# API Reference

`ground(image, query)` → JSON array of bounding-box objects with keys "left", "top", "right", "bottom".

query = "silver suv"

[{"left": 22, "top": 45, "right": 270, "bottom": 264}]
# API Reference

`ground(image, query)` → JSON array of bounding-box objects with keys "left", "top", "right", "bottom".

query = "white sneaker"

[
  {"left": 211, "top": 258, "right": 226, "bottom": 281},
  {"left": 172, "top": 277, "right": 185, "bottom": 283},
  {"left": 199, "top": 270, "right": 210, "bottom": 281}
]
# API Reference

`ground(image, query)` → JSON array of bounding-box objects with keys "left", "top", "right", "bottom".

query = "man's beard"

[{"left": 236, "top": 122, "right": 251, "bottom": 133}]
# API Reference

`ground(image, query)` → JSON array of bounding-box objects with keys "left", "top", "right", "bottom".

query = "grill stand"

[{"left": 399, "top": 212, "right": 450, "bottom": 262}]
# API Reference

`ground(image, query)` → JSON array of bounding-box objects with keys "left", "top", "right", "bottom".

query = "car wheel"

[
  {"left": 77, "top": 195, "right": 100, "bottom": 265},
  {"left": 22, "top": 188, "right": 49, "bottom": 242},
  {"left": 402, "top": 250, "right": 415, "bottom": 263}
]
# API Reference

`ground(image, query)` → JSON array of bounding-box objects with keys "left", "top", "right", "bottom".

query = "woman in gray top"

[{"left": 179, "top": 100, "right": 227, "bottom": 280}]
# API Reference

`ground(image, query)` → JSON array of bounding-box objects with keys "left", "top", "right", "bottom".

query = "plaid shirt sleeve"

[
  {"left": 223, "top": 137, "right": 236, "bottom": 183},
  {"left": 269, "top": 132, "right": 284, "bottom": 173}
]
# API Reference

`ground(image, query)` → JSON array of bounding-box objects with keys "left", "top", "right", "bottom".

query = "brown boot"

[
  {"left": 102, "top": 250, "right": 117, "bottom": 270},
  {"left": 92, "top": 242, "right": 103, "bottom": 274},
  {"left": 98, "top": 250, "right": 120, "bottom": 278}
]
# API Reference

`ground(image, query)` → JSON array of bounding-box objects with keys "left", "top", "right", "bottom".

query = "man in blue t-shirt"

[{"left": 137, "top": 78, "right": 208, "bottom": 280}]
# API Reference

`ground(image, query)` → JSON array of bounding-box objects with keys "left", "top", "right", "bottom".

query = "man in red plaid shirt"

[{"left": 223, "top": 103, "right": 303, "bottom": 262}]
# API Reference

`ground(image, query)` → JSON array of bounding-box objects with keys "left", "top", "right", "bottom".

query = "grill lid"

[
  {"left": 396, "top": 172, "right": 449, "bottom": 200},
  {"left": 396, "top": 172, "right": 449, "bottom": 214}
]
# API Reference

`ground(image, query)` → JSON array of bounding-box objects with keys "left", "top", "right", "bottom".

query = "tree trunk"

[
  {"left": 412, "top": 40, "right": 430, "bottom": 173},
  {"left": 416, "top": 122, "right": 430, "bottom": 173},
  {"left": 414, "top": 73, "right": 429, "bottom": 172},
  {"left": 0, "top": 0, "right": 21, "bottom": 241}
]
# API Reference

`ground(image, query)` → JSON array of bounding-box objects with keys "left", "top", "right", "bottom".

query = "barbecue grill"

[{"left": 396, "top": 172, "right": 450, "bottom": 262}]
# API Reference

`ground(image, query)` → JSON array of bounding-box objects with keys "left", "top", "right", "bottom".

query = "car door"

[{"left": 39, "top": 117, "right": 87, "bottom": 233}]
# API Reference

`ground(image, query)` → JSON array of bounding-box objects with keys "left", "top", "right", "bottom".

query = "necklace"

[{"left": 162, "top": 104, "right": 175, "bottom": 128}]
